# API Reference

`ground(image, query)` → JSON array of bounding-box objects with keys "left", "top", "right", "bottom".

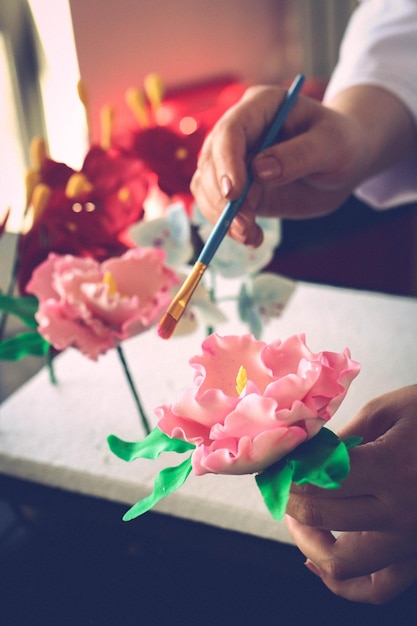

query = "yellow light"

[{"left": 175, "top": 147, "right": 188, "bottom": 161}]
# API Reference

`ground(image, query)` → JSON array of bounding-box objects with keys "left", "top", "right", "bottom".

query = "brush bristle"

[{"left": 157, "top": 312, "right": 177, "bottom": 340}]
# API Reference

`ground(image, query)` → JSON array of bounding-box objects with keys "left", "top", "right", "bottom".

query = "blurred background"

[
  {"left": 1, "top": 0, "right": 416, "bottom": 397},
  {"left": 2, "top": 0, "right": 355, "bottom": 228},
  {"left": 2, "top": 0, "right": 417, "bottom": 387},
  {"left": 1, "top": 3, "right": 417, "bottom": 624}
]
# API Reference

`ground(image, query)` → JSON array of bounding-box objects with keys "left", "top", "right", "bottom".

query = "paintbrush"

[{"left": 158, "top": 73, "right": 305, "bottom": 339}]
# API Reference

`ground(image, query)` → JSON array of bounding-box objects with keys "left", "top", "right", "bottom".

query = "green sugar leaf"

[
  {"left": 256, "top": 459, "right": 293, "bottom": 521},
  {"left": 290, "top": 428, "right": 351, "bottom": 489},
  {"left": 256, "top": 428, "right": 362, "bottom": 520},
  {"left": 108, "top": 427, "right": 195, "bottom": 462},
  {"left": 0, "top": 294, "right": 39, "bottom": 328},
  {"left": 123, "top": 456, "right": 193, "bottom": 521},
  {"left": 0, "top": 332, "right": 50, "bottom": 360}
]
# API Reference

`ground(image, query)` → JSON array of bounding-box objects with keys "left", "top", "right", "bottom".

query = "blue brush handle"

[{"left": 198, "top": 73, "right": 305, "bottom": 266}]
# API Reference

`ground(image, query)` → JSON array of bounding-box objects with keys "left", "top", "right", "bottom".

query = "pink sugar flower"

[
  {"left": 26, "top": 248, "right": 179, "bottom": 360},
  {"left": 156, "top": 333, "right": 360, "bottom": 476}
]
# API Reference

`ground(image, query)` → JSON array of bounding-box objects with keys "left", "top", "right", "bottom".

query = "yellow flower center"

[
  {"left": 125, "top": 87, "right": 150, "bottom": 127},
  {"left": 65, "top": 173, "right": 93, "bottom": 199},
  {"left": 235, "top": 365, "right": 248, "bottom": 396},
  {"left": 118, "top": 187, "right": 131, "bottom": 202},
  {"left": 31, "top": 182, "right": 51, "bottom": 215},
  {"left": 144, "top": 72, "right": 165, "bottom": 111},
  {"left": 30, "top": 137, "right": 47, "bottom": 171},
  {"left": 103, "top": 271, "right": 118, "bottom": 296}
]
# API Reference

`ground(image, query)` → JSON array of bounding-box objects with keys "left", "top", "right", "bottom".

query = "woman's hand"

[
  {"left": 286, "top": 385, "right": 417, "bottom": 604},
  {"left": 191, "top": 84, "right": 417, "bottom": 246}
]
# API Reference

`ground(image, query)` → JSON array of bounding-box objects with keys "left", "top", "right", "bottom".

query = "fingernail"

[
  {"left": 221, "top": 175, "right": 233, "bottom": 198},
  {"left": 230, "top": 229, "right": 247, "bottom": 244},
  {"left": 304, "top": 559, "right": 322, "bottom": 578},
  {"left": 254, "top": 155, "right": 282, "bottom": 181}
]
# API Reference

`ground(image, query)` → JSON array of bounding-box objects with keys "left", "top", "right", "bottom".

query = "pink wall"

[{"left": 69, "top": 0, "right": 302, "bottom": 140}]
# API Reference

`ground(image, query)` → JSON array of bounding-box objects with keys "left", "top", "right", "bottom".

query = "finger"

[
  {"left": 265, "top": 135, "right": 349, "bottom": 189},
  {"left": 251, "top": 100, "right": 355, "bottom": 193},
  {"left": 287, "top": 492, "right": 390, "bottom": 531},
  {"left": 336, "top": 385, "right": 417, "bottom": 443},
  {"left": 290, "top": 440, "right": 380, "bottom": 498},
  {"left": 208, "top": 121, "right": 249, "bottom": 199},
  {"left": 192, "top": 128, "right": 255, "bottom": 230},
  {"left": 193, "top": 153, "right": 265, "bottom": 245},
  {"left": 285, "top": 516, "right": 417, "bottom": 579},
  {"left": 202, "top": 110, "right": 254, "bottom": 201},
  {"left": 191, "top": 137, "right": 222, "bottom": 195},
  {"left": 290, "top": 388, "right": 417, "bottom": 502},
  {"left": 306, "top": 556, "right": 417, "bottom": 605},
  {"left": 229, "top": 185, "right": 264, "bottom": 246},
  {"left": 190, "top": 166, "right": 224, "bottom": 224},
  {"left": 206, "top": 86, "right": 293, "bottom": 198},
  {"left": 231, "top": 215, "right": 264, "bottom": 247},
  {"left": 253, "top": 131, "right": 319, "bottom": 185},
  {"left": 287, "top": 440, "right": 393, "bottom": 531}
]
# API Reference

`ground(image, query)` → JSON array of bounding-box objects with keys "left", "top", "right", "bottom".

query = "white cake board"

[{"left": 1, "top": 280, "right": 416, "bottom": 545}]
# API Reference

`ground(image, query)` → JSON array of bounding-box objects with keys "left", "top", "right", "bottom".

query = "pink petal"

[
  {"left": 36, "top": 302, "right": 116, "bottom": 360},
  {"left": 172, "top": 387, "right": 240, "bottom": 429},
  {"left": 155, "top": 405, "right": 210, "bottom": 445},
  {"left": 192, "top": 425, "right": 308, "bottom": 476},
  {"left": 191, "top": 333, "right": 273, "bottom": 396},
  {"left": 209, "top": 394, "right": 279, "bottom": 440}
]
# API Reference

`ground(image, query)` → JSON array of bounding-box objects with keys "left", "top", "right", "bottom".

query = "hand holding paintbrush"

[{"left": 158, "top": 74, "right": 305, "bottom": 340}]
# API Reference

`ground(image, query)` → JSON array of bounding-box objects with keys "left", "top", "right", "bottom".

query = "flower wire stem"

[
  {"left": 206, "top": 269, "right": 217, "bottom": 337},
  {"left": 116, "top": 345, "right": 151, "bottom": 435},
  {"left": 46, "top": 347, "right": 57, "bottom": 385},
  {"left": 0, "top": 216, "right": 25, "bottom": 340},
  {"left": 0, "top": 310, "right": 8, "bottom": 341},
  {"left": 0, "top": 273, "right": 17, "bottom": 341}
]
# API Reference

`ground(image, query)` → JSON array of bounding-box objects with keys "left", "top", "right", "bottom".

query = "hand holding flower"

[{"left": 286, "top": 384, "right": 417, "bottom": 604}]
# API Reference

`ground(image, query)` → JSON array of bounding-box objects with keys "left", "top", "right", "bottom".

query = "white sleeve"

[{"left": 324, "top": 0, "right": 417, "bottom": 209}]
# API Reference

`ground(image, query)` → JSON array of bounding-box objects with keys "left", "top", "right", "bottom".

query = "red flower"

[
  {"left": 129, "top": 125, "right": 206, "bottom": 198},
  {"left": 17, "top": 146, "right": 149, "bottom": 293},
  {"left": 119, "top": 77, "right": 247, "bottom": 208}
]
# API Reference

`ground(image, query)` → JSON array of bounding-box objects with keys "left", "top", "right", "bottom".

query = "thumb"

[
  {"left": 252, "top": 132, "right": 326, "bottom": 186},
  {"left": 251, "top": 103, "right": 355, "bottom": 192},
  {"left": 336, "top": 387, "right": 414, "bottom": 443},
  {"left": 317, "top": 556, "right": 417, "bottom": 605}
]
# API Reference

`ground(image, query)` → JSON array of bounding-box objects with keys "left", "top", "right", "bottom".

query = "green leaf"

[
  {"left": 0, "top": 293, "right": 39, "bottom": 329},
  {"left": 290, "top": 428, "right": 351, "bottom": 489},
  {"left": 123, "top": 456, "right": 193, "bottom": 521},
  {"left": 107, "top": 427, "right": 195, "bottom": 462},
  {"left": 343, "top": 435, "right": 363, "bottom": 450},
  {"left": 256, "top": 459, "right": 293, "bottom": 520},
  {"left": 255, "top": 428, "right": 362, "bottom": 520},
  {"left": 0, "top": 332, "right": 50, "bottom": 360}
]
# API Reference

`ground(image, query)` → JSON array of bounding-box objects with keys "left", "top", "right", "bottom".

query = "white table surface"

[{"left": 1, "top": 279, "right": 416, "bottom": 545}]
